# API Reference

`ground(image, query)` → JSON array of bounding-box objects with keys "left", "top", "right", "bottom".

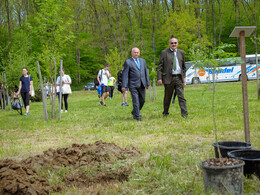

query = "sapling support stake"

[{"left": 58, "top": 60, "right": 63, "bottom": 120}]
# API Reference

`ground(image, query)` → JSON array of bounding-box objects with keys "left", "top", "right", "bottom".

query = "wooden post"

[
  {"left": 37, "top": 61, "right": 48, "bottom": 121},
  {"left": 52, "top": 58, "right": 57, "bottom": 119},
  {"left": 152, "top": 68, "right": 156, "bottom": 100},
  {"left": 4, "top": 73, "right": 11, "bottom": 110},
  {"left": 0, "top": 89, "right": 3, "bottom": 110},
  {"left": 256, "top": 53, "right": 259, "bottom": 99},
  {"left": 2, "top": 72, "right": 6, "bottom": 110},
  {"left": 58, "top": 60, "right": 63, "bottom": 120},
  {"left": 239, "top": 31, "right": 250, "bottom": 143}
]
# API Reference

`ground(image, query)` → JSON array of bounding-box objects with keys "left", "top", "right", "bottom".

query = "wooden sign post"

[{"left": 229, "top": 26, "right": 256, "bottom": 143}]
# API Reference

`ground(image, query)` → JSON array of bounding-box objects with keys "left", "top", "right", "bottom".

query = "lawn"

[{"left": 0, "top": 80, "right": 260, "bottom": 194}]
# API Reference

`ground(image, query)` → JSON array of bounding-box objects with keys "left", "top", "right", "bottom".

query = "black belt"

[{"left": 172, "top": 74, "right": 181, "bottom": 76}]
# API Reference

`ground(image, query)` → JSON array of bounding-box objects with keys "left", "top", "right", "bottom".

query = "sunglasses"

[{"left": 170, "top": 42, "right": 178, "bottom": 44}]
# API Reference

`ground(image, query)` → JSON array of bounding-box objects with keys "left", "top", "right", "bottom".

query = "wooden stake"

[
  {"left": 37, "top": 61, "right": 48, "bottom": 121},
  {"left": 4, "top": 73, "right": 11, "bottom": 110},
  {"left": 2, "top": 72, "right": 6, "bottom": 110},
  {"left": 59, "top": 60, "right": 63, "bottom": 120}
]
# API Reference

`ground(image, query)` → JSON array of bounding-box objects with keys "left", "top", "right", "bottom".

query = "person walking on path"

[
  {"left": 122, "top": 47, "right": 150, "bottom": 121},
  {"left": 157, "top": 37, "right": 188, "bottom": 118},
  {"left": 97, "top": 64, "right": 110, "bottom": 106},
  {"left": 16, "top": 67, "right": 33, "bottom": 116},
  {"left": 56, "top": 68, "right": 72, "bottom": 113}
]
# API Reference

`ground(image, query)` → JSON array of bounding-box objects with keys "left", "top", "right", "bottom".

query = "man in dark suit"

[
  {"left": 122, "top": 47, "right": 150, "bottom": 121},
  {"left": 157, "top": 37, "right": 188, "bottom": 118}
]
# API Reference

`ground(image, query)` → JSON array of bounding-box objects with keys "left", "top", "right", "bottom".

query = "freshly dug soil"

[
  {"left": 202, "top": 158, "right": 244, "bottom": 167},
  {"left": 22, "top": 140, "right": 140, "bottom": 170},
  {"left": 0, "top": 140, "right": 140, "bottom": 194},
  {"left": 0, "top": 159, "right": 61, "bottom": 195}
]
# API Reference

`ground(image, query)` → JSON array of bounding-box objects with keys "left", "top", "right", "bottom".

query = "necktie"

[
  {"left": 136, "top": 59, "right": 140, "bottom": 69},
  {"left": 173, "top": 51, "right": 176, "bottom": 71}
]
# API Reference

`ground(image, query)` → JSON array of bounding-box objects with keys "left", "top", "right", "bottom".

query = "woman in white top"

[{"left": 56, "top": 68, "right": 72, "bottom": 113}]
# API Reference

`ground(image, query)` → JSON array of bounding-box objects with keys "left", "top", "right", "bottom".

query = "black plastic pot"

[
  {"left": 200, "top": 160, "right": 245, "bottom": 194},
  {"left": 212, "top": 141, "right": 252, "bottom": 158},
  {"left": 228, "top": 149, "right": 260, "bottom": 178}
]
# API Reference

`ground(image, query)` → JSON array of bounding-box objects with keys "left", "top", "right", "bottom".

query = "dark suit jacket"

[
  {"left": 122, "top": 57, "right": 150, "bottom": 89},
  {"left": 157, "top": 48, "right": 186, "bottom": 84}
]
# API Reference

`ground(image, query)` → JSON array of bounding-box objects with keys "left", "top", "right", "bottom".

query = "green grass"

[{"left": 1, "top": 80, "right": 260, "bottom": 194}]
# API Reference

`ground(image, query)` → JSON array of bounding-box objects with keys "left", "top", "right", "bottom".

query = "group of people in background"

[
  {"left": 95, "top": 63, "right": 129, "bottom": 107},
  {"left": 15, "top": 37, "right": 189, "bottom": 120},
  {"left": 15, "top": 67, "right": 72, "bottom": 115}
]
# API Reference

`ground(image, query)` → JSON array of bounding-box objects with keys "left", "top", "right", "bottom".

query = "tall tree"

[
  {"left": 211, "top": 0, "right": 216, "bottom": 48},
  {"left": 217, "top": 0, "right": 222, "bottom": 46},
  {"left": 4, "top": 0, "right": 11, "bottom": 54}
]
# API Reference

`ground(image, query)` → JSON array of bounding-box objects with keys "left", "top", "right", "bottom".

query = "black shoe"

[
  {"left": 163, "top": 112, "right": 169, "bottom": 118},
  {"left": 163, "top": 114, "right": 168, "bottom": 118},
  {"left": 182, "top": 115, "right": 189, "bottom": 119},
  {"left": 103, "top": 104, "right": 107, "bottom": 106},
  {"left": 133, "top": 115, "right": 142, "bottom": 121}
]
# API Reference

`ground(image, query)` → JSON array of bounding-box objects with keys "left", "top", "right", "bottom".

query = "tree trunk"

[
  {"left": 217, "top": 0, "right": 222, "bottom": 46},
  {"left": 205, "top": 0, "right": 209, "bottom": 37},
  {"left": 211, "top": 0, "right": 216, "bottom": 48},
  {"left": 124, "top": 1, "right": 135, "bottom": 44},
  {"left": 233, "top": 0, "right": 240, "bottom": 53},
  {"left": 164, "top": 0, "right": 169, "bottom": 12},
  {"left": 192, "top": 0, "right": 200, "bottom": 18},
  {"left": 101, "top": 0, "right": 118, "bottom": 48},
  {"left": 152, "top": 0, "right": 157, "bottom": 100},
  {"left": 171, "top": 0, "right": 175, "bottom": 12},
  {"left": 90, "top": 0, "right": 108, "bottom": 55},
  {"left": 5, "top": 0, "right": 12, "bottom": 54},
  {"left": 115, "top": 0, "right": 123, "bottom": 56},
  {"left": 139, "top": 0, "right": 144, "bottom": 49},
  {"left": 241, "top": 0, "right": 252, "bottom": 25},
  {"left": 76, "top": 47, "right": 80, "bottom": 85}
]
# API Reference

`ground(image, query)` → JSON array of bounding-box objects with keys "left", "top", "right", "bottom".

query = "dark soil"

[
  {"left": 0, "top": 140, "right": 140, "bottom": 194},
  {"left": 0, "top": 159, "right": 61, "bottom": 195},
  {"left": 203, "top": 158, "right": 244, "bottom": 167}
]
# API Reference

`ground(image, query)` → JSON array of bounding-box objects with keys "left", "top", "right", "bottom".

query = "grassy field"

[{"left": 1, "top": 80, "right": 260, "bottom": 194}]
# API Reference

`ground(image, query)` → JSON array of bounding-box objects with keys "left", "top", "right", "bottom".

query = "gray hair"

[
  {"left": 131, "top": 47, "right": 140, "bottom": 52},
  {"left": 169, "top": 38, "right": 178, "bottom": 43}
]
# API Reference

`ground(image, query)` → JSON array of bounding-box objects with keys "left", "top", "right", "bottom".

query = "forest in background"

[{"left": 0, "top": 0, "right": 259, "bottom": 89}]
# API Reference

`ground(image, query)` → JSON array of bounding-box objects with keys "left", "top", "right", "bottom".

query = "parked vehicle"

[
  {"left": 85, "top": 82, "right": 95, "bottom": 90},
  {"left": 186, "top": 54, "right": 260, "bottom": 84}
]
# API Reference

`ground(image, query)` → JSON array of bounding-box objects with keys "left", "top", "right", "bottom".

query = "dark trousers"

[
  {"left": 163, "top": 75, "right": 188, "bottom": 116},
  {"left": 57, "top": 93, "right": 69, "bottom": 110},
  {"left": 108, "top": 86, "right": 114, "bottom": 98},
  {"left": 21, "top": 92, "right": 30, "bottom": 107},
  {"left": 130, "top": 86, "right": 145, "bottom": 119}
]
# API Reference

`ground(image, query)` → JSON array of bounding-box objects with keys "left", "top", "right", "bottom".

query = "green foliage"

[
  {"left": 105, "top": 47, "right": 126, "bottom": 78},
  {"left": 0, "top": 0, "right": 259, "bottom": 88}
]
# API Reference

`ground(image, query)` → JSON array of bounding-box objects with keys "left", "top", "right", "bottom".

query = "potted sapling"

[{"left": 190, "top": 43, "right": 246, "bottom": 194}]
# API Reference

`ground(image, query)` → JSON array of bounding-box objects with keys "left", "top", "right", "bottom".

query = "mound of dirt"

[
  {"left": 22, "top": 140, "right": 140, "bottom": 170},
  {"left": 0, "top": 159, "right": 61, "bottom": 195},
  {"left": 0, "top": 140, "right": 140, "bottom": 194}
]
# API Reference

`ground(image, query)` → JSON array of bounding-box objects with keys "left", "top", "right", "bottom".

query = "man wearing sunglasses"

[{"left": 157, "top": 37, "right": 188, "bottom": 119}]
